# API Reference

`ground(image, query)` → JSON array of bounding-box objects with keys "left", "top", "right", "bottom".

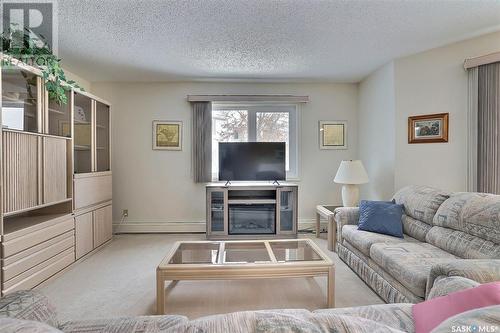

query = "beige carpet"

[{"left": 39, "top": 233, "right": 383, "bottom": 321}]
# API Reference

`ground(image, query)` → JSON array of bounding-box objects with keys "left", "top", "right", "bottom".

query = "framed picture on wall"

[
  {"left": 408, "top": 113, "right": 449, "bottom": 144},
  {"left": 319, "top": 121, "right": 347, "bottom": 149},
  {"left": 152, "top": 121, "right": 183, "bottom": 150}
]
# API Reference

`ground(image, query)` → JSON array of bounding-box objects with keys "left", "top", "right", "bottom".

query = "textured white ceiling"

[{"left": 58, "top": 0, "right": 500, "bottom": 82}]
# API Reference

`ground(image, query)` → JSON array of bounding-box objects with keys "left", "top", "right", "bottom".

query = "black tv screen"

[{"left": 219, "top": 142, "right": 286, "bottom": 181}]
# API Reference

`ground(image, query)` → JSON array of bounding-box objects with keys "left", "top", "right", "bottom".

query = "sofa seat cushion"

[
  {"left": 370, "top": 242, "right": 457, "bottom": 297},
  {"left": 342, "top": 225, "right": 417, "bottom": 257}
]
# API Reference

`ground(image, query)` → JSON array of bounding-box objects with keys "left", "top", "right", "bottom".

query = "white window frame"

[{"left": 212, "top": 102, "right": 300, "bottom": 181}]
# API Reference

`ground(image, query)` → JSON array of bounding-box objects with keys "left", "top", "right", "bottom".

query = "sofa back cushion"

[
  {"left": 433, "top": 192, "right": 500, "bottom": 244},
  {"left": 401, "top": 215, "right": 432, "bottom": 242},
  {"left": 426, "top": 226, "right": 500, "bottom": 259},
  {"left": 392, "top": 186, "right": 449, "bottom": 241},
  {"left": 427, "top": 192, "right": 500, "bottom": 259}
]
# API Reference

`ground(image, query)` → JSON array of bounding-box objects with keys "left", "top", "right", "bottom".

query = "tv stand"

[{"left": 206, "top": 182, "right": 298, "bottom": 239}]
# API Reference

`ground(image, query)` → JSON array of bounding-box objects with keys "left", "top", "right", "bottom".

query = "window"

[{"left": 212, "top": 104, "right": 299, "bottom": 180}]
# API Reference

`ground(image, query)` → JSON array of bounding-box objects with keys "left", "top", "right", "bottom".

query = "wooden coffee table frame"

[{"left": 156, "top": 239, "right": 335, "bottom": 314}]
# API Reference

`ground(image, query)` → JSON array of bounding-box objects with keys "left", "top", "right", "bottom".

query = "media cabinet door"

[
  {"left": 206, "top": 188, "right": 227, "bottom": 236},
  {"left": 277, "top": 187, "right": 297, "bottom": 235}
]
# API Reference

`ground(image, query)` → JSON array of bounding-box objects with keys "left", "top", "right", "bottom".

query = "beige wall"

[
  {"left": 358, "top": 62, "right": 395, "bottom": 200},
  {"left": 393, "top": 31, "right": 500, "bottom": 192},
  {"left": 91, "top": 82, "right": 358, "bottom": 228},
  {"left": 63, "top": 68, "right": 92, "bottom": 92}
]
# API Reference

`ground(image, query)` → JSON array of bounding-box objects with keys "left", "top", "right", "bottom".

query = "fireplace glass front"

[{"left": 228, "top": 204, "right": 275, "bottom": 234}]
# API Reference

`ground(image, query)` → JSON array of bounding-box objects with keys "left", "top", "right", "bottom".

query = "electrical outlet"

[{"left": 122, "top": 209, "right": 128, "bottom": 217}]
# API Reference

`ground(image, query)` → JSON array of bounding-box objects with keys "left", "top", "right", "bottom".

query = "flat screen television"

[{"left": 218, "top": 142, "right": 286, "bottom": 181}]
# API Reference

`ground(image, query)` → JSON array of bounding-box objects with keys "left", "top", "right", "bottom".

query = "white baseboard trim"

[{"left": 113, "top": 219, "right": 323, "bottom": 234}]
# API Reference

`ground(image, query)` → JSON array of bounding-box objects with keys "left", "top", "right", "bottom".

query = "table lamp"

[{"left": 334, "top": 160, "right": 369, "bottom": 207}]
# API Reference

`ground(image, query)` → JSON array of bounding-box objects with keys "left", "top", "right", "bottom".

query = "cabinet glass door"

[
  {"left": 210, "top": 191, "right": 225, "bottom": 233},
  {"left": 2, "top": 67, "right": 39, "bottom": 133},
  {"left": 96, "top": 101, "right": 110, "bottom": 172},
  {"left": 48, "top": 90, "right": 71, "bottom": 137},
  {"left": 74, "top": 93, "right": 92, "bottom": 173},
  {"left": 279, "top": 189, "right": 295, "bottom": 232}
]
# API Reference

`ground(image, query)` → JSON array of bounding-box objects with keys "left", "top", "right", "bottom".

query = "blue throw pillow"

[{"left": 358, "top": 200, "right": 404, "bottom": 238}]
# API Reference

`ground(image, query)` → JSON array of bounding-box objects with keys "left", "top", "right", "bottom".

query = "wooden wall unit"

[{"left": 0, "top": 57, "right": 112, "bottom": 295}]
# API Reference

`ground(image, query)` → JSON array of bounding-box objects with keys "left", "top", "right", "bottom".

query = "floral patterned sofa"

[
  {"left": 334, "top": 185, "right": 500, "bottom": 303},
  {"left": 0, "top": 276, "right": 499, "bottom": 333}
]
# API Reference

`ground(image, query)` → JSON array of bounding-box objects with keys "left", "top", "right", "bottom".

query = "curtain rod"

[
  {"left": 464, "top": 51, "right": 500, "bottom": 69},
  {"left": 187, "top": 95, "right": 309, "bottom": 103}
]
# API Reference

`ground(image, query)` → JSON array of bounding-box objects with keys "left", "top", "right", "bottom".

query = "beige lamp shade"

[{"left": 334, "top": 160, "right": 369, "bottom": 185}]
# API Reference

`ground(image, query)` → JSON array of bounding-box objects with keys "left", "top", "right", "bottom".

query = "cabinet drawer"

[
  {"left": 74, "top": 174, "right": 112, "bottom": 210},
  {"left": 2, "top": 232, "right": 74, "bottom": 282},
  {"left": 2, "top": 218, "right": 74, "bottom": 257},
  {"left": 2, "top": 248, "right": 74, "bottom": 294}
]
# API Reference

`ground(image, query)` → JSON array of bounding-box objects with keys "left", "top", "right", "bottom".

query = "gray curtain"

[
  {"left": 192, "top": 101, "right": 212, "bottom": 183},
  {"left": 477, "top": 63, "right": 500, "bottom": 194},
  {"left": 466, "top": 67, "right": 478, "bottom": 192}
]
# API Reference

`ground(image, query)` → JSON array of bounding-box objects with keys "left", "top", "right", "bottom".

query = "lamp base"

[{"left": 341, "top": 184, "right": 360, "bottom": 207}]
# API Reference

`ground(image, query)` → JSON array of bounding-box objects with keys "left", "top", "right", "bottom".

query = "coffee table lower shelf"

[{"left": 156, "top": 239, "right": 335, "bottom": 314}]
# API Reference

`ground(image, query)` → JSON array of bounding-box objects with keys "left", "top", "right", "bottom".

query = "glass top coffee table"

[{"left": 156, "top": 239, "right": 334, "bottom": 314}]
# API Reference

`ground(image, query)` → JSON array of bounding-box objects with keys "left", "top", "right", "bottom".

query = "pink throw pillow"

[{"left": 412, "top": 282, "right": 500, "bottom": 333}]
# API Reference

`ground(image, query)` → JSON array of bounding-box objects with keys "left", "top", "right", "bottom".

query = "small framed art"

[
  {"left": 319, "top": 121, "right": 347, "bottom": 150},
  {"left": 408, "top": 113, "right": 448, "bottom": 144},
  {"left": 153, "top": 121, "right": 183, "bottom": 150}
]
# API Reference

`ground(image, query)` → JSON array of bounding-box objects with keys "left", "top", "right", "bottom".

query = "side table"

[{"left": 316, "top": 205, "right": 341, "bottom": 251}]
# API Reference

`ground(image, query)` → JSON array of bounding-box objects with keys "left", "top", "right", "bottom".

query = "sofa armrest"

[
  {"left": 426, "top": 260, "right": 500, "bottom": 298},
  {"left": 59, "top": 315, "right": 188, "bottom": 333},
  {"left": 0, "top": 290, "right": 59, "bottom": 328},
  {"left": 333, "top": 207, "right": 359, "bottom": 244},
  {"left": 427, "top": 276, "right": 480, "bottom": 299}
]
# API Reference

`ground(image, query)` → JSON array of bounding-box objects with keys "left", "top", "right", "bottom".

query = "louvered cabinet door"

[
  {"left": 42, "top": 137, "right": 68, "bottom": 204},
  {"left": 2, "top": 131, "right": 39, "bottom": 214}
]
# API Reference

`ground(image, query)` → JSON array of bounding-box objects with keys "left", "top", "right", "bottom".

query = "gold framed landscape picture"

[
  {"left": 408, "top": 113, "right": 448, "bottom": 144},
  {"left": 319, "top": 121, "right": 347, "bottom": 150},
  {"left": 153, "top": 121, "right": 182, "bottom": 150}
]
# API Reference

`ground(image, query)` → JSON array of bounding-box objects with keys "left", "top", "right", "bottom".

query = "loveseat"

[
  {"left": 0, "top": 277, "right": 499, "bottom": 333},
  {"left": 334, "top": 185, "right": 500, "bottom": 303}
]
